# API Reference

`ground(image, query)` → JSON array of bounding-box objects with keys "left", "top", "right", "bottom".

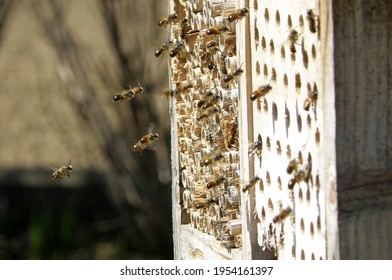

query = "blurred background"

[{"left": 0, "top": 0, "right": 173, "bottom": 259}]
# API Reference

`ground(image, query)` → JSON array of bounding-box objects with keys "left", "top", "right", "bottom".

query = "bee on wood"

[
  {"left": 287, "top": 157, "right": 312, "bottom": 189},
  {"left": 196, "top": 198, "right": 219, "bottom": 209},
  {"left": 155, "top": 40, "right": 173, "bottom": 57},
  {"left": 288, "top": 29, "right": 301, "bottom": 53},
  {"left": 286, "top": 158, "right": 302, "bottom": 174},
  {"left": 113, "top": 83, "right": 144, "bottom": 103},
  {"left": 248, "top": 134, "right": 262, "bottom": 160},
  {"left": 206, "top": 176, "right": 226, "bottom": 189},
  {"left": 158, "top": 13, "right": 178, "bottom": 28},
  {"left": 250, "top": 83, "right": 272, "bottom": 102},
  {"left": 307, "top": 9, "right": 319, "bottom": 33},
  {"left": 272, "top": 207, "right": 292, "bottom": 223},
  {"left": 169, "top": 42, "right": 184, "bottom": 57},
  {"left": 51, "top": 159, "right": 73, "bottom": 182},
  {"left": 133, "top": 125, "right": 159, "bottom": 153},
  {"left": 161, "top": 88, "right": 176, "bottom": 99},
  {"left": 227, "top": 7, "right": 249, "bottom": 23},
  {"left": 223, "top": 67, "right": 243, "bottom": 83},
  {"left": 205, "top": 26, "right": 229, "bottom": 36},
  {"left": 200, "top": 152, "right": 224, "bottom": 167},
  {"left": 176, "top": 80, "right": 193, "bottom": 93},
  {"left": 242, "top": 175, "right": 261, "bottom": 193},
  {"left": 224, "top": 119, "right": 239, "bottom": 150},
  {"left": 196, "top": 105, "right": 220, "bottom": 121},
  {"left": 303, "top": 84, "right": 318, "bottom": 111}
]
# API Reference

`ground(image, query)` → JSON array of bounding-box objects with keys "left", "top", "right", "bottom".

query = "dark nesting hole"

[
  {"left": 297, "top": 114, "right": 302, "bottom": 132},
  {"left": 287, "top": 15, "right": 292, "bottom": 28},
  {"left": 261, "top": 36, "right": 266, "bottom": 50},
  {"left": 259, "top": 179, "right": 264, "bottom": 192},
  {"left": 306, "top": 187, "right": 311, "bottom": 203},
  {"left": 299, "top": 15, "right": 304, "bottom": 27},
  {"left": 268, "top": 198, "right": 274, "bottom": 212},
  {"left": 271, "top": 68, "right": 277, "bottom": 82},
  {"left": 256, "top": 61, "right": 260, "bottom": 74},
  {"left": 303, "top": 50, "right": 309, "bottom": 69},
  {"left": 283, "top": 74, "right": 288, "bottom": 87},
  {"left": 281, "top": 46, "right": 286, "bottom": 59},
  {"left": 286, "top": 145, "right": 291, "bottom": 158},
  {"left": 315, "top": 128, "right": 320, "bottom": 144},
  {"left": 275, "top": 10, "right": 280, "bottom": 25},
  {"left": 272, "top": 102, "right": 278, "bottom": 121},
  {"left": 263, "top": 63, "right": 268, "bottom": 77},
  {"left": 266, "top": 137, "right": 271, "bottom": 150},
  {"left": 295, "top": 73, "right": 302, "bottom": 91},
  {"left": 312, "top": 44, "right": 317, "bottom": 59},
  {"left": 298, "top": 188, "right": 303, "bottom": 202},
  {"left": 254, "top": 25, "right": 260, "bottom": 49},
  {"left": 269, "top": 39, "right": 275, "bottom": 54},
  {"left": 264, "top": 8, "right": 270, "bottom": 22},
  {"left": 277, "top": 176, "right": 282, "bottom": 189},
  {"left": 266, "top": 171, "right": 271, "bottom": 185},
  {"left": 307, "top": 114, "right": 312, "bottom": 128},
  {"left": 301, "top": 250, "right": 305, "bottom": 260},
  {"left": 276, "top": 140, "right": 282, "bottom": 155}
]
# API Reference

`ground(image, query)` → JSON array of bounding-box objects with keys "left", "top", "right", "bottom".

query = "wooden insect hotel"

[{"left": 169, "top": 0, "right": 392, "bottom": 260}]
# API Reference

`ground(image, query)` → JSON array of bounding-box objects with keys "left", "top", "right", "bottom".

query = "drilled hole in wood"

[
  {"left": 306, "top": 187, "right": 311, "bottom": 204},
  {"left": 254, "top": 24, "right": 260, "bottom": 49},
  {"left": 268, "top": 198, "right": 274, "bottom": 212},
  {"left": 311, "top": 253, "right": 316, "bottom": 260},
  {"left": 307, "top": 114, "right": 311, "bottom": 128},
  {"left": 269, "top": 39, "right": 275, "bottom": 54},
  {"left": 312, "top": 44, "right": 317, "bottom": 59},
  {"left": 277, "top": 176, "right": 282, "bottom": 189},
  {"left": 317, "top": 215, "right": 321, "bottom": 231},
  {"left": 301, "top": 250, "right": 305, "bottom": 260},
  {"left": 298, "top": 188, "right": 303, "bottom": 202},
  {"left": 286, "top": 144, "right": 291, "bottom": 158},
  {"left": 298, "top": 151, "right": 303, "bottom": 162},
  {"left": 272, "top": 102, "right": 278, "bottom": 121},
  {"left": 303, "top": 50, "right": 309, "bottom": 69},
  {"left": 279, "top": 228, "right": 284, "bottom": 245},
  {"left": 261, "top": 207, "right": 266, "bottom": 221},
  {"left": 295, "top": 73, "right": 301, "bottom": 91},
  {"left": 283, "top": 74, "right": 288, "bottom": 87},
  {"left": 266, "top": 137, "right": 271, "bottom": 150},
  {"left": 264, "top": 99, "right": 269, "bottom": 112},
  {"left": 276, "top": 140, "right": 282, "bottom": 155},
  {"left": 263, "top": 63, "right": 268, "bottom": 77},
  {"left": 290, "top": 52, "right": 296, "bottom": 62},
  {"left": 271, "top": 67, "right": 276, "bottom": 82},
  {"left": 261, "top": 36, "right": 266, "bottom": 50},
  {"left": 307, "top": 152, "right": 312, "bottom": 163},
  {"left": 299, "top": 14, "right": 304, "bottom": 27},
  {"left": 259, "top": 179, "right": 264, "bottom": 192},
  {"left": 275, "top": 10, "right": 280, "bottom": 25},
  {"left": 315, "top": 128, "right": 320, "bottom": 144},
  {"left": 287, "top": 14, "right": 292, "bottom": 28},
  {"left": 280, "top": 45, "right": 286, "bottom": 59},
  {"left": 292, "top": 246, "right": 296, "bottom": 259},
  {"left": 300, "top": 218, "right": 305, "bottom": 233},
  {"left": 256, "top": 61, "right": 260, "bottom": 74},
  {"left": 264, "top": 8, "right": 270, "bottom": 22},
  {"left": 285, "top": 105, "right": 290, "bottom": 129},
  {"left": 310, "top": 222, "right": 315, "bottom": 238},
  {"left": 297, "top": 114, "right": 302, "bottom": 133},
  {"left": 266, "top": 171, "right": 271, "bottom": 185},
  {"left": 315, "top": 175, "right": 320, "bottom": 189}
]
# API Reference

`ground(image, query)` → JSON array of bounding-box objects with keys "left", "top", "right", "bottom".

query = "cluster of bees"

[{"left": 157, "top": 2, "right": 251, "bottom": 251}]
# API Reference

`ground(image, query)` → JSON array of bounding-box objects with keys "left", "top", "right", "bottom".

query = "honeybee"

[
  {"left": 155, "top": 40, "right": 173, "bottom": 57},
  {"left": 196, "top": 105, "right": 220, "bottom": 121},
  {"left": 227, "top": 7, "right": 249, "bottom": 23},
  {"left": 113, "top": 83, "right": 144, "bottom": 103},
  {"left": 307, "top": 9, "right": 319, "bottom": 33},
  {"left": 196, "top": 198, "right": 219, "bottom": 209},
  {"left": 288, "top": 30, "right": 301, "bottom": 53},
  {"left": 248, "top": 134, "right": 262, "bottom": 160},
  {"left": 200, "top": 152, "right": 224, "bottom": 167},
  {"left": 206, "top": 176, "right": 226, "bottom": 189},
  {"left": 169, "top": 42, "right": 184, "bottom": 57},
  {"left": 223, "top": 67, "right": 243, "bottom": 83},
  {"left": 286, "top": 158, "right": 302, "bottom": 174},
  {"left": 176, "top": 80, "right": 193, "bottom": 93},
  {"left": 158, "top": 13, "right": 178, "bottom": 28},
  {"left": 272, "top": 207, "right": 292, "bottom": 223},
  {"left": 242, "top": 175, "right": 261, "bottom": 192},
  {"left": 287, "top": 158, "right": 312, "bottom": 189},
  {"left": 197, "top": 94, "right": 220, "bottom": 110},
  {"left": 303, "top": 84, "right": 318, "bottom": 111},
  {"left": 205, "top": 26, "right": 229, "bottom": 36},
  {"left": 250, "top": 83, "right": 272, "bottom": 101},
  {"left": 224, "top": 119, "right": 239, "bottom": 150},
  {"left": 162, "top": 88, "right": 176, "bottom": 98},
  {"left": 133, "top": 125, "right": 159, "bottom": 153},
  {"left": 51, "top": 159, "right": 73, "bottom": 182},
  {"left": 288, "top": 170, "right": 306, "bottom": 189}
]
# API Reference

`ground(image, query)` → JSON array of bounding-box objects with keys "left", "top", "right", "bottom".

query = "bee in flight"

[
  {"left": 227, "top": 7, "right": 249, "bottom": 23},
  {"left": 272, "top": 207, "right": 292, "bottom": 223},
  {"left": 133, "top": 125, "right": 159, "bottom": 153},
  {"left": 113, "top": 83, "right": 143, "bottom": 103},
  {"left": 51, "top": 159, "right": 73, "bottom": 182},
  {"left": 158, "top": 13, "right": 178, "bottom": 28}
]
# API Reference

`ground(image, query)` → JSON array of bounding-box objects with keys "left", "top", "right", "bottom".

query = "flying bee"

[
  {"left": 133, "top": 125, "right": 159, "bottom": 153},
  {"left": 250, "top": 83, "right": 272, "bottom": 101},
  {"left": 162, "top": 88, "right": 176, "bottom": 99},
  {"left": 200, "top": 152, "right": 224, "bottom": 167},
  {"left": 158, "top": 13, "right": 178, "bottom": 28},
  {"left": 288, "top": 29, "right": 301, "bottom": 53},
  {"left": 248, "top": 134, "right": 262, "bottom": 160},
  {"left": 206, "top": 176, "right": 226, "bottom": 189},
  {"left": 176, "top": 80, "right": 193, "bottom": 93},
  {"left": 227, "top": 7, "right": 249, "bottom": 23},
  {"left": 205, "top": 26, "right": 229, "bottom": 36},
  {"left": 307, "top": 9, "right": 319, "bottom": 33},
  {"left": 51, "top": 159, "right": 73, "bottom": 182},
  {"left": 195, "top": 198, "right": 219, "bottom": 209},
  {"left": 198, "top": 94, "right": 220, "bottom": 110},
  {"left": 223, "top": 67, "right": 243, "bottom": 83},
  {"left": 113, "top": 83, "right": 144, "bottom": 103},
  {"left": 288, "top": 170, "right": 306, "bottom": 189},
  {"left": 272, "top": 207, "right": 292, "bottom": 223},
  {"left": 286, "top": 158, "right": 302, "bottom": 174},
  {"left": 155, "top": 40, "right": 173, "bottom": 57},
  {"left": 303, "top": 84, "right": 318, "bottom": 111},
  {"left": 242, "top": 175, "right": 261, "bottom": 192},
  {"left": 169, "top": 42, "right": 184, "bottom": 57}
]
